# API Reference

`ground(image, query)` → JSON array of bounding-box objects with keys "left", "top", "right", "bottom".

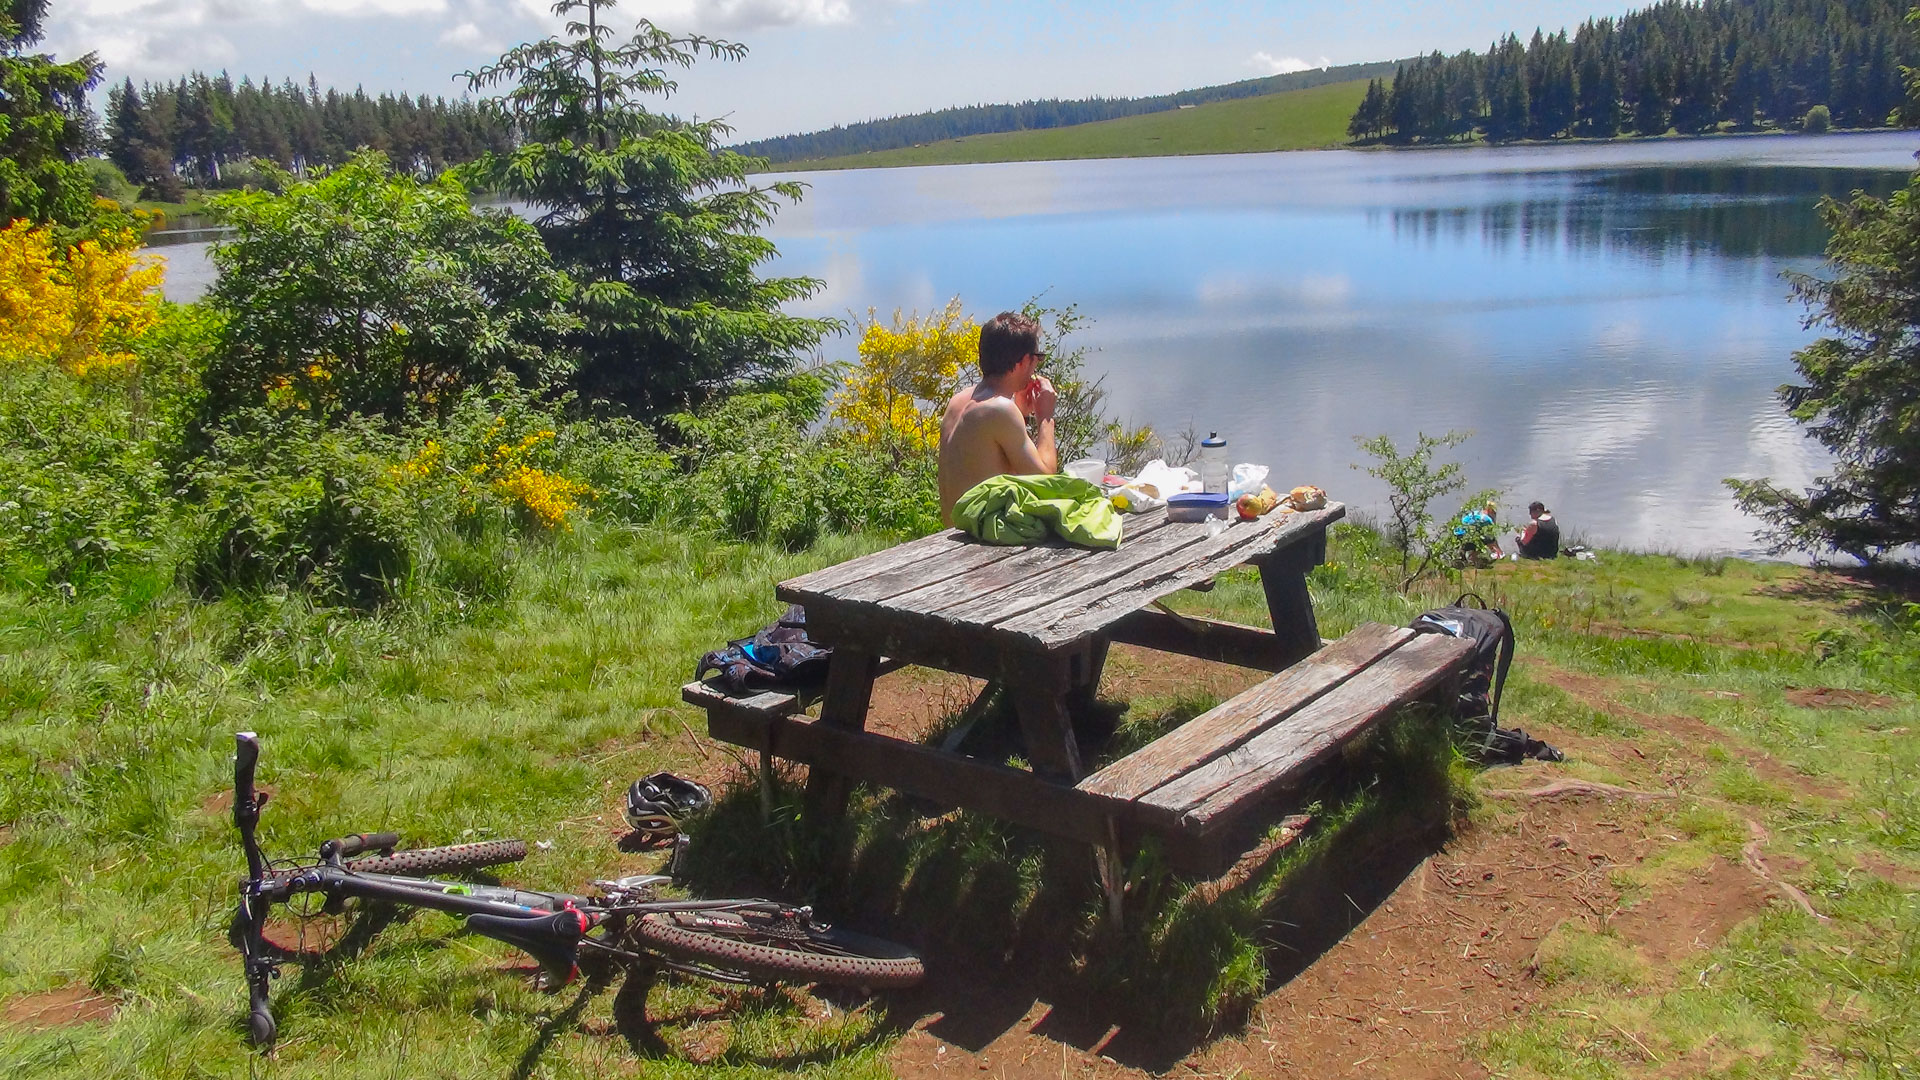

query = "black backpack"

[
  {"left": 697, "top": 605, "right": 834, "bottom": 697},
  {"left": 1410, "top": 593, "right": 1562, "bottom": 764}
]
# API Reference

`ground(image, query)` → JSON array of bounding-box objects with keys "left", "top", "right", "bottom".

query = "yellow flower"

[
  {"left": 831, "top": 298, "right": 979, "bottom": 450},
  {"left": 0, "top": 220, "right": 162, "bottom": 376}
]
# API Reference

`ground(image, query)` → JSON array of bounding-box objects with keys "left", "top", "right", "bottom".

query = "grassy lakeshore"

[
  {"left": 1, "top": 519, "right": 1916, "bottom": 1077},
  {"left": 776, "top": 79, "right": 1369, "bottom": 171}
]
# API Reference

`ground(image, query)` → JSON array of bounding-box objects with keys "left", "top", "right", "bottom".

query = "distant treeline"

[
  {"left": 734, "top": 61, "right": 1401, "bottom": 164},
  {"left": 105, "top": 74, "right": 514, "bottom": 200},
  {"left": 1347, "top": 0, "right": 1918, "bottom": 143}
]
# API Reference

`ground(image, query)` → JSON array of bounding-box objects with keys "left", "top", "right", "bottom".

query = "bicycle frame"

[{"left": 230, "top": 732, "right": 805, "bottom": 1048}]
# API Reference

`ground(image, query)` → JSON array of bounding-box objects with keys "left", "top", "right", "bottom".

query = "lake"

[{"left": 153, "top": 131, "right": 1920, "bottom": 555}]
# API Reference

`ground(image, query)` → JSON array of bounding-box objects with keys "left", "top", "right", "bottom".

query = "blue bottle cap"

[{"left": 1201, "top": 432, "right": 1226, "bottom": 447}]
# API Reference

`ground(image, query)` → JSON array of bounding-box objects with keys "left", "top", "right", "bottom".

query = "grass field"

[
  {"left": 778, "top": 79, "right": 1370, "bottom": 172},
  {"left": 2, "top": 521, "right": 1917, "bottom": 1076}
]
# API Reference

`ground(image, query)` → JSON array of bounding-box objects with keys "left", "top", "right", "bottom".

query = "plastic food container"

[
  {"left": 1064, "top": 458, "right": 1107, "bottom": 485},
  {"left": 1167, "top": 492, "right": 1230, "bottom": 522}
]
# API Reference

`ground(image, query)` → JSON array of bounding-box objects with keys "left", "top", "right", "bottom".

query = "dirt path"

[{"left": 875, "top": 658, "right": 1797, "bottom": 1080}]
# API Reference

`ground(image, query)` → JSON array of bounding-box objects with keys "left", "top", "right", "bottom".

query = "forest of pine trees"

[
  {"left": 1346, "top": 0, "right": 1917, "bottom": 143},
  {"left": 104, "top": 73, "right": 514, "bottom": 200}
]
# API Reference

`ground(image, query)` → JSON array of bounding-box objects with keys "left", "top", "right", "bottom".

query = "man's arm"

[{"left": 1014, "top": 376, "right": 1058, "bottom": 474}]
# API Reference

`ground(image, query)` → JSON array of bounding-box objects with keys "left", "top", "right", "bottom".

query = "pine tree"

[
  {"left": 458, "top": 0, "right": 837, "bottom": 415},
  {"left": 0, "top": 0, "right": 101, "bottom": 226}
]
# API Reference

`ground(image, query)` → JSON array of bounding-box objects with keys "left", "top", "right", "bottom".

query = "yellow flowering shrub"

[
  {"left": 831, "top": 298, "right": 978, "bottom": 449},
  {"left": 0, "top": 220, "right": 163, "bottom": 376},
  {"left": 393, "top": 423, "right": 593, "bottom": 531}
]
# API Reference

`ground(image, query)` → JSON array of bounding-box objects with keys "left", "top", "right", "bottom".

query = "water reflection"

[{"left": 150, "top": 132, "right": 1920, "bottom": 554}]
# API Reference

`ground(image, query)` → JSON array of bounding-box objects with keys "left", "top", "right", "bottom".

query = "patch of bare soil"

[
  {"left": 1784, "top": 686, "right": 1898, "bottom": 710},
  {"left": 1610, "top": 857, "right": 1770, "bottom": 967},
  {"left": 884, "top": 779, "right": 1801, "bottom": 1080},
  {"left": 1534, "top": 665, "right": 1847, "bottom": 800},
  {"left": 2, "top": 985, "right": 117, "bottom": 1031}
]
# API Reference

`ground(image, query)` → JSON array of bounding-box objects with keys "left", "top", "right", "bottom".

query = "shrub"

[
  {"left": 196, "top": 152, "right": 578, "bottom": 436},
  {"left": 182, "top": 410, "right": 430, "bottom": 605},
  {"left": 0, "top": 363, "right": 174, "bottom": 587},
  {"left": 0, "top": 219, "right": 162, "bottom": 376},
  {"left": 1803, "top": 104, "right": 1832, "bottom": 132},
  {"left": 832, "top": 299, "right": 976, "bottom": 450}
]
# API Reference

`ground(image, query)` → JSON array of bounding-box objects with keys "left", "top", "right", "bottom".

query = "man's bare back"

[
  {"left": 937, "top": 377, "right": 1057, "bottom": 525},
  {"left": 937, "top": 311, "right": 1059, "bottom": 525}
]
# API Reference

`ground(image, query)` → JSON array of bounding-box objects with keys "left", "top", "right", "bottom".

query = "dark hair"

[
  {"left": 978, "top": 311, "right": 1041, "bottom": 376},
  {"left": 1528, "top": 501, "right": 1547, "bottom": 516}
]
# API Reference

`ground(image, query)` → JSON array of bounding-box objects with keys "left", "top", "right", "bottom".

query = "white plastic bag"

[
  {"left": 1133, "top": 459, "right": 1202, "bottom": 498},
  {"left": 1228, "top": 463, "right": 1270, "bottom": 501}
]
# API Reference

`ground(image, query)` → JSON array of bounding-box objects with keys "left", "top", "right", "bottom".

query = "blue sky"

[{"left": 48, "top": 0, "right": 1624, "bottom": 142}]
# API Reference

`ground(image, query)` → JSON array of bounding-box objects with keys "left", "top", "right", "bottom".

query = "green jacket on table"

[{"left": 952, "top": 474, "right": 1122, "bottom": 550}]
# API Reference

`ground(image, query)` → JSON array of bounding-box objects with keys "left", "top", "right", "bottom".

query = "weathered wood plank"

[
  {"left": 936, "top": 514, "right": 1229, "bottom": 626},
  {"left": 681, "top": 681, "right": 799, "bottom": 718},
  {"left": 884, "top": 511, "right": 1178, "bottom": 617},
  {"left": 705, "top": 710, "right": 1122, "bottom": 845},
  {"left": 1134, "top": 632, "right": 1474, "bottom": 835},
  {"left": 1002, "top": 504, "right": 1345, "bottom": 647},
  {"left": 802, "top": 647, "right": 882, "bottom": 826},
  {"left": 1106, "top": 609, "right": 1298, "bottom": 671},
  {"left": 778, "top": 529, "right": 973, "bottom": 601},
  {"left": 1076, "top": 623, "right": 1413, "bottom": 801}
]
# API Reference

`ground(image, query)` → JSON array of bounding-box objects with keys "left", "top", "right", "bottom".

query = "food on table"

[
  {"left": 1235, "top": 485, "right": 1280, "bottom": 520},
  {"left": 1281, "top": 485, "right": 1327, "bottom": 512}
]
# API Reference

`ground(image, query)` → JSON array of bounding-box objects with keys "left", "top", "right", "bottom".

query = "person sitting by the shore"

[
  {"left": 1514, "top": 501, "right": 1560, "bottom": 559},
  {"left": 1456, "top": 501, "right": 1503, "bottom": 564},
  {"left": 937, "top": 311, "right": 1057, "bottom": 525}
]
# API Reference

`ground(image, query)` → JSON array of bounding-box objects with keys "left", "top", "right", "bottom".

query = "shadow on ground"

[{"left": 675, "top": 705, "right": 1462, "bottom": 1072}]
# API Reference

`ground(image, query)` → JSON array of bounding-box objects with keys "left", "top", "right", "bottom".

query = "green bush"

[
  {"left": 195, "top": 152, "right": 578, "bottom": 439},
  {"left": 182, "top": 410, "right": 432, "bottom": 605},
  {"left": 0, "top": 363, "right": 173, "bottom": 589},
  {"left": 1803, "top": 104, "right": 1832, "bottom": 132}
]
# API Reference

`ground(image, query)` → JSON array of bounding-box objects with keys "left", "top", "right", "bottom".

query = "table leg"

[
  {"left": 1005, "top": 653, "right": 1082, "bottom": 781},
  {"left": 1257, "top": 531, "right": 1328, "bottom": 667},
  {"left": 1065, "top": 638, "right": 1110, "bottom": 718},
  {"left": 802, "top": 647, "right": 880, "bottom": 828}
]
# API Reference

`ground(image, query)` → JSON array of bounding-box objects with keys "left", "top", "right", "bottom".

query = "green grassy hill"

[{"left": 779, "top": 78, "right": 1370, "bottom": 171}]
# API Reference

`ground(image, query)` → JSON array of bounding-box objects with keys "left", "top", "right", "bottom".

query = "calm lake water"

[{"left": 154, "top": 132, "right": 1920, "bottom": 555}]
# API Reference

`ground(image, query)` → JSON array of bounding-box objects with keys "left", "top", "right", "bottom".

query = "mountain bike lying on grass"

[{"left": 228, "top": 732, "right": 923, "bottom": 1048}]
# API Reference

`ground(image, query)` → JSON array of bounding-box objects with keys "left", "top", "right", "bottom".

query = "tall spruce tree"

[
  {"left": 1727, "top": 175, "right": 1920, "bottom": 559},
  {"left": 0, "top": 0, "right": 101, "bottom": 227},
  {"left": 460, "top": 0, "right": 836, "bottom": 416}
]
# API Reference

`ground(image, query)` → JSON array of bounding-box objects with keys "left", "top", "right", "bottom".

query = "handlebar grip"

[
  {"left": 234, "top": 733, "right": 260, "bottom": 815},
  {"left": 322, "top": 832, "right": 400, "bottom": 860}
]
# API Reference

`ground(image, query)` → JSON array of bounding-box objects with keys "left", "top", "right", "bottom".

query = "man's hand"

[{"left": 1019, "top": 376, "right": 1057, "bottom": 422}]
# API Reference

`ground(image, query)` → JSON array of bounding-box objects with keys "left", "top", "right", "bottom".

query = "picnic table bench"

[{"left": 683, "top": 500, "right": 1476, "bottom": 919}]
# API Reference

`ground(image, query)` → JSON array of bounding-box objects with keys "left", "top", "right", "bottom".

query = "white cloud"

[
  {"left": 302, "top": 0, "right": 447, "bottom": 15},
  {"left": 438, "top": 19, "right": 500, "bottom": 48},
  {"left": 515, "top": 0, "right": 873, "bottom": 31},
  {"left": 1249, "top": 51, "right": 1329, "bottom": 75}
]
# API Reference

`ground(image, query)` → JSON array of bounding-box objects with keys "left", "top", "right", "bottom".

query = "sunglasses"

[{"left": 1027, "top": 351, "right": 1048, "bottom": 364}]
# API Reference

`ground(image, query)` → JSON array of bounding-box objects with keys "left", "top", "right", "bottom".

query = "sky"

[{"left": 47, "top": 0, "right": 1627, "bottom": 143}]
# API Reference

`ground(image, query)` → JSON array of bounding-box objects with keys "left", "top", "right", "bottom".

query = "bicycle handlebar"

[
  {"left": 320, "top": 832, "right": 399, "bottom": 862},
  {"left": 234, "top": 732, "right": 266, "bottom": 881}
]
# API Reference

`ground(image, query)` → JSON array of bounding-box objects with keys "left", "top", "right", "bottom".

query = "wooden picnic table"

[
  {"left": 773, "top": 502, "right": 1341, "bottom": 810},
  {"left": 686, "top": 497, "right": 1481, "bottom": 918}
]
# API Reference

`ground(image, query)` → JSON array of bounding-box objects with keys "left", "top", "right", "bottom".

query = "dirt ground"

[
  {"left": 869, "top": 648, "right": 1804, "bottom": 1080},
  {"left": 2, "top": 985, "right": 118, "bottom": 1031}
]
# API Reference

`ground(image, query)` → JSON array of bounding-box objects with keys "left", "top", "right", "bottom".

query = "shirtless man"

[{"left": 937, "top": 311, "right": 1058, "bottom": 525}]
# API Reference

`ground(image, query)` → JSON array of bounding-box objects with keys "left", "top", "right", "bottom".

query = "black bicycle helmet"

[{"left": 624, "top": 772, "right": 712, "bottom": 841}]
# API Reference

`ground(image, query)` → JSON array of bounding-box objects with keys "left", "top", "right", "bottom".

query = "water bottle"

[{"left": 1199, "top": 432, "right": 1229, "bottom": 494}]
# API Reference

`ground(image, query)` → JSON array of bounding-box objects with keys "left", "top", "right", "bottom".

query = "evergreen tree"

[
  {"left": 1486, "top": 34, "right": 1531, "bottom": 140},
  {"left": 459, "top": 0, "right": 837, "bottom": 416},
  {"left": 1727, "top": 175, "right": 1920, "bottom": 559},
  {"left": 0, "top": 0, "right": 101, "bottom": 227}
]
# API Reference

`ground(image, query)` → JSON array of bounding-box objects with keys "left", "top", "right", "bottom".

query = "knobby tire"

[
  {"left": 631, "top": 912, "right": 924, "bottom": 989},
  {"left": 341, "top": 839, "right": 527, "bottom": 877}
]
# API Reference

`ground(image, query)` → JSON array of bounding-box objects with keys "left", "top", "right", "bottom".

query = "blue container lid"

[{"left": 1167, "top": 492, "right": 1229, "bottom": 507}]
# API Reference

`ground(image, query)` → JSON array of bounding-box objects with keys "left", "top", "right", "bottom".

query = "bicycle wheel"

[
  {"left": 345, "top": 839, "right": 527, "bottom": 877},
  {"left": 631, "top": 910, "right": 923, "bottom": 989}
]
